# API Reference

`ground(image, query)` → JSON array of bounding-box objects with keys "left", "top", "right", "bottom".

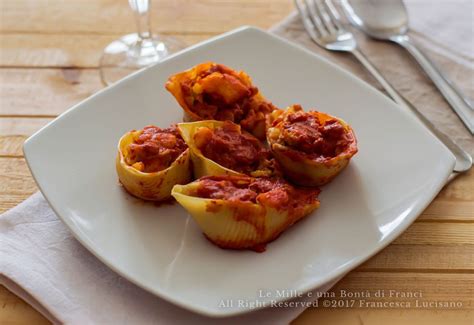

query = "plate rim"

[{"left": 23, "top": 25, "right": 456, "bottom": 317}]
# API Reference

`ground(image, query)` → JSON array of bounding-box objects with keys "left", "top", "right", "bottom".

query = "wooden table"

[{"left": 0, "top": 1, "right": 472, "bottom": 324}]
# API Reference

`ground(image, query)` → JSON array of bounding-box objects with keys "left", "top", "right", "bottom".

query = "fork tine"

[
  {"left": 303, "top": 0, "right": 328, "bottom": 37},
  {"left": 294, "top": 0, "right": 322, "bottom": 42},
  {"left": 313, "top": 0, "right": 338, "bottom": 34},
  {"left": 323, "top": 0, "right": 344, "bottom": 30}
]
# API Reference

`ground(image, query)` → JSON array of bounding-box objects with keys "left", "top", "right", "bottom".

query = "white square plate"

[{"left": 24, "top": 27, "right": 455, "bottom": 317}]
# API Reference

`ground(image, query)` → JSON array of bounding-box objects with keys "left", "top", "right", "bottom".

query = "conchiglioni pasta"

[
  {"left": 177, "top": 120, "right": 279, "bottom": 178},
  {"left": 172, "top": 175, "right": 320, "bottom": 251},
  {"left": 267, "top": 105, "right": 358, "bottom": 186},
  {"left": 116, "top": 125, "right": 191, "bottom": 201},
  {"left": 165, "top": 62, "right": 276, "bottom": 139}
]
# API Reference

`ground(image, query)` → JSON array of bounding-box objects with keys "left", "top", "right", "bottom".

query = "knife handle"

[{"left": 391, "top": 35, "right": 474, "bottom": 134}]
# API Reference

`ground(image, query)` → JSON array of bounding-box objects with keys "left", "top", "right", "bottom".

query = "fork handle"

[
  {"left": 352, "top": 48, "right": 472, "bottom": 174},
  {"left": 391, "top": 35, "right": 474, "bottom": 134}
]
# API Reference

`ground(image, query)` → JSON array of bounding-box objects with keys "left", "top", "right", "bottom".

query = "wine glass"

[{"left": 99, "top": 0, "right": 186, "bottom": 85}]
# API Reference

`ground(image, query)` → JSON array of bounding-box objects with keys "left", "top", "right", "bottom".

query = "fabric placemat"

[{"left": 1, "top": 1, "right": 473, "bottom": 324}]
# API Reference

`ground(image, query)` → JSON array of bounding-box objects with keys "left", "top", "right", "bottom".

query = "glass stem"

[{"left": 129, "top": 0, "right": 152, "bottom": 40}]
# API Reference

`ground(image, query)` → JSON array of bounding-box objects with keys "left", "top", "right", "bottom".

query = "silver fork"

[{"left": 294, "top": 0, "right": 472, "bottom": 175}]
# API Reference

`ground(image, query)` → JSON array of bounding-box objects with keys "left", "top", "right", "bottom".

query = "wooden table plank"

[
  {"left": 0, "top": 0, "right": 293, "bottom": 34},
  {"left": 294, "top": 309, "right": 474, "bottom": 325},
  {"left": 359, "top": 244, "right": 474, "bottom": 272},
  {"left": 0, "top": 158, "right": 38, "bottom": 212},
  {"left": 392, "top": 222, "right": 473, "bottom": 245},
  {"left": 0, "top": 33, "right": 215, "bottom": 68},
  {"left": 0, "top": 118, "right": 53, "bottom": 135},
  {"left": 0, "top": 118, "right": 53, "bottom": 157},
  {"left": 0, "top": 286, "right": 50, "bottom": 325},
  {"left": 0, "top": 69, "right": 102, "bottom": 116},
  {"left": 423, "top": 200, "right": 474, "bottom": 220},
  {"left": 329, "top": 272, "right": 474, "bottom": 308}
]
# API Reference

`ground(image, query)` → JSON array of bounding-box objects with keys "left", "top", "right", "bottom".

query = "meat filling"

[
  {"left": 193, "top": 175, "right": 320, "bottom": 211},
  {"left": 193, "top": 121, "right": 274, "bottom": 175},
  {"left": 126, "top": 125, "right": 187, "bottom": 173},
  {"left": 279, "top": 109, "right": 351, "bottom": 159}
]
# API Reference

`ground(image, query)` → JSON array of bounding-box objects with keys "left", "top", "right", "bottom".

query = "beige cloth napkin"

[{"left": 1, "top": 1, "right": 473, "bottom": 324}]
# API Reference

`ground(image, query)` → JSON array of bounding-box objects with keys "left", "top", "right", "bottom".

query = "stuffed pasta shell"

[
  {"left": 116, "top": 125, "right": 191, "bottom": 201},
  {"left": 172, "top": 175, "right": 320, "bottom": 252},
  {"left": 166, "top": 62, "right": 276, "bottom": 139},
  {"left": 177, "top": 120, "right": 279, "bottom": 178},
  {"left": 267, "top": 105, "right": 358, "bottom": 186}
]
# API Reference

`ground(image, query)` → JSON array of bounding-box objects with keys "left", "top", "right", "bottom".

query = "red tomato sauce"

[
  {"left": 194, "top": 121, "right": 273, "bottom": 175},
  {"left": 279, "top": 108, "right": 352, "bottom": 160},
  {"left": 126, "top": 125, "right": 187, "bottom": 173},
  {"left": 193, "top": 175, "right": 320, "bottom": 212}
]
